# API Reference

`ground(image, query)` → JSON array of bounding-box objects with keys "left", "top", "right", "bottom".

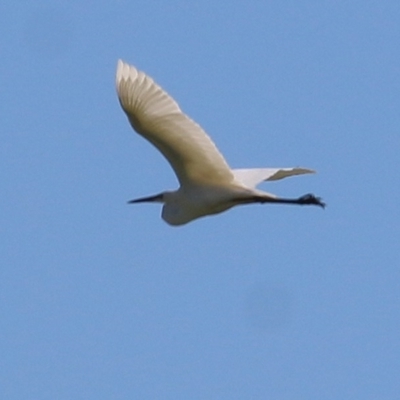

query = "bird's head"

[{"left": 128, "top": 190, "right": 196, "bottom": 226}]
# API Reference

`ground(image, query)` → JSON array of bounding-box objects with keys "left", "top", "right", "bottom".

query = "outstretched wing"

[
  {"left": 232, "top": 168, "right": 315, "bottom": 188},
  {"left": 116, "top": 60, "right": 233, "bottom": 186}
]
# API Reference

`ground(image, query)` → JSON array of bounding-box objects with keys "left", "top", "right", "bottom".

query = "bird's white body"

[
  {"left": 116, "top": 60, "right": 324, "bottom": 225},
  {"left": 159, "top": 183, "right": 255, "bottom": 225}
]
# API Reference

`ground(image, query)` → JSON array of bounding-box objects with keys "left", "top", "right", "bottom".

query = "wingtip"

[
  {"left": 116, "top": 59, "right": 129, "bottom": 83},
  {"left": 116, "top": 59, "right": 139, "bottom": 87},
  {"left": 116, "top": 59, "right": 123, "bottom": 87},
  {"left": 301, "top": 168, "right": 316, "bottom": 174}
]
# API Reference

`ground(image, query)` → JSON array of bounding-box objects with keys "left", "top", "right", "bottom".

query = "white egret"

[{"left": 116, "top": 60, "right": 325, "bottom": 226}]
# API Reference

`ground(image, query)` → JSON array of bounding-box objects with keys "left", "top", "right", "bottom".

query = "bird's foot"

[{"left": 298, "top": 193, "right": 326, "bottom": 208}]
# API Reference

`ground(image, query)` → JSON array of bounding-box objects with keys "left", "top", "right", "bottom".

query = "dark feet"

[{"left": 297, "top": 193, "right": 326, "bottom": 208}]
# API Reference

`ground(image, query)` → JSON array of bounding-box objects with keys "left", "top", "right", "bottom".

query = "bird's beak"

[{"left": 127, "top": 193, "right": 164, "bottom": 204}]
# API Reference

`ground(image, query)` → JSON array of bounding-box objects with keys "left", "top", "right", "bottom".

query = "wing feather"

[
  {"left": 232, "top": 168, "right": 315, "bottom": 188},
  {"left": 116, "top": 60, "right": 233, "bottom": 186}
]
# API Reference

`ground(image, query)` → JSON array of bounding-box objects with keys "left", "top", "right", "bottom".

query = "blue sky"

[{"left": 1, "top": 1, "right": 400, "bottom": 399}]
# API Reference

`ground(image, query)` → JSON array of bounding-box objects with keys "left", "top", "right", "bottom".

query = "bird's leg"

[{"left": 256, "top": 193, "right": 326, "bottom": 208}]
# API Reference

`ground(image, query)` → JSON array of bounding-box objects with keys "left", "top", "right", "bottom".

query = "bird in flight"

[{"left": 116, "top": 60, "right": 325, "bottom": 226}]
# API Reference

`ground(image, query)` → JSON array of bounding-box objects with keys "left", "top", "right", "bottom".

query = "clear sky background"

[{"left": 1, "top": 1, "right": 400, "bottom": 399}]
